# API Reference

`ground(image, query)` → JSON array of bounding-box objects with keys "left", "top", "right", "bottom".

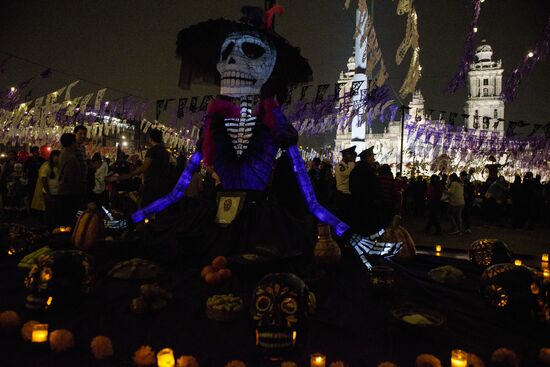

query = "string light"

[
  {"left": 10, "top": 86, "right": 15, "bottom": 92},
  {"left": 528, "top": 51, "right": 534, "bottom": 58},
  {"left": 473, "top": 27, "right": 478, "bottom": 33}
]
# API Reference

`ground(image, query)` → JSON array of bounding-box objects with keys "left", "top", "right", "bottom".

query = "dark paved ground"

[{"left": 402, "top": 213, "right": 550, "bottom": 257}]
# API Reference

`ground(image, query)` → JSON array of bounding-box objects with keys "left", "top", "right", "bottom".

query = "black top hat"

[
  {"left": 340, "top": 145, "right": 357, "bottom": 155},
  {"left": 176, "top": 5, "right": 312, "bottom": 98}
]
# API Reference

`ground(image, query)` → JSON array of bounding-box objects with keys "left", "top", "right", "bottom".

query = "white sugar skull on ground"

[{"left": 217, "top": 32, "right": 277, "bottom": 97}]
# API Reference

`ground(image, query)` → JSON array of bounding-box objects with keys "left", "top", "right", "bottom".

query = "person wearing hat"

[
  {"left": 349, "top": 146, "right": 383, "bottom": 234},
  {"left": 333, "top": 146, "right": 356, "bottom": 223},
  {"left": 335, "top": 146, "right": 356, "bottom": 194}
]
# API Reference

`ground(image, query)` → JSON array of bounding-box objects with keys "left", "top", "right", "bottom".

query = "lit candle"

[
  {"left": 514, "top": 259, "right": 522, "bottom": 266},
  {"left": 31, "top": 324, "right": 48, "bottom": 343},
  {"left": 157, "top": 348, "right": 175, "bottom": 367},
  {"left": 544, "top": 269, "right": 550, "bottom": 278},
  {"left": 542, "top": 253, "right": 549, "bottom": 262},
  {"left": 310, "top": 353, "right": 326, "bottom": 367},
  {"left": 451, "top": 349, "right": 468, "bottom": 367},
  {"left": 435, "top": 245, "right": 442, "bottom": 252}
]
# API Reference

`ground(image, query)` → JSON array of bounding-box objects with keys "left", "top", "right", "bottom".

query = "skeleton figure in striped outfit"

[{"left": 132, "top": 14, "right": 402, "bottom": 269}]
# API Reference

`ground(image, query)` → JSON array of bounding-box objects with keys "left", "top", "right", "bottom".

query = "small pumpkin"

[{"left": 72, "top": 203, "right": 105, "bottom": 250}]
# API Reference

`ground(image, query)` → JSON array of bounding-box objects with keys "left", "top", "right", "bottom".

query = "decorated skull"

[
  {"left": 480, "top": 263, "right": 537, "bottom": 311},
  {"left": 251, "top": 273, "right": 315, "bottom": 359},
  {"left": 469, "top": 239, "right": 513, "bottom": 268},
  {"left": 24, "top": 250, "right": 94, "bottom": 310},
  {"left": 217, "top": 31, "right": 277, "bottom": 97}
]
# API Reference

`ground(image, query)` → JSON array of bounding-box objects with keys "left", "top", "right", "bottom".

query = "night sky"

[{"left": 1, "top": 0, "right": 549, "bottom": 141}]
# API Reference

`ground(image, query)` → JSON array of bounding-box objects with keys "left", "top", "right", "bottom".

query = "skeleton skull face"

[
  {"left": 217, "top": 32, "right": 277, "bottom": 97},
  {"left": 251, "top": 273, "right": 315, "bottom": 359}
]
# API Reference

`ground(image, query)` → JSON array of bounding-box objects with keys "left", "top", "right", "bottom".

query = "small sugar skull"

[
  {"left": 217, "top": 31, "right": 277, "bottom": 97},
  {"left": 251, "top": 273, "right": 315, "bottom": 359}
]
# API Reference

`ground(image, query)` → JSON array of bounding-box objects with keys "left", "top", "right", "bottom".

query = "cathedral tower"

[{"left": 463, "top": 41, "right": 505, "bottom": 132}]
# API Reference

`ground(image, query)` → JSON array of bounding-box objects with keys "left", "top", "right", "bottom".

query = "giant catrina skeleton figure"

[{"left": 132, "top": 6, "right": 401, "bottom": 268}]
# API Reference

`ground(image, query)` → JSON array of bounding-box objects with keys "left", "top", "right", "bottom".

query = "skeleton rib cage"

[{"left": 224, "top": 99, "right": 257, "bottom": 156}]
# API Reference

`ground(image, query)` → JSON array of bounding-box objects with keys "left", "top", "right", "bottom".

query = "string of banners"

[
  {"left": 0, "top": 83, "right": 197, "bottom": 151},
  {"left": 404, "top": 116, "right": 550, "bottom": 177}
]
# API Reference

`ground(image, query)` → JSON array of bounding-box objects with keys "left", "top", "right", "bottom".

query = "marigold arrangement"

[
  {"left": 329, "top": 361, "right": 347, "bottom": 367},
  {"left": 378, "top": 362, "right": 398, "bottom": 367},
  {"left": 415, "top": 353, "right": 442, "bottom": 367},
  {"left": 177, "top": 355, "right": 200, "bottom": 367},
  {"left": 281, "top": 362, "right": 298, "bottom": 367},
  {"left": 225, "top": 360, "right": 246, "bottom": 367},
  {"left": 539, "top": 348, "right": 550, "bottom": 365},
  {"left": 491, "top": 348, "right": 520, "bottom": 367},
  {"left": 90, "top": 335, "right": 114, "bottom": 360},
  {"left": 133, "top": 345, "right": 156, "bottom": 367},
  {"left": 0, "top": 310, "right": 20, "bottom": 330},
  {"left": 20, "top": 320, "right": 39, "bottom": 341},
  {"left": 467, "top": 353, "right": 486, "bottom": 367},
  {"left": 49, "top": 329, "right": 75, "bottom": 352}
]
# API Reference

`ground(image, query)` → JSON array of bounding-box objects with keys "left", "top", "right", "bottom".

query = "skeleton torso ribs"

[{"left": 208, "top": 97, "right": 279, "bottom": 192}]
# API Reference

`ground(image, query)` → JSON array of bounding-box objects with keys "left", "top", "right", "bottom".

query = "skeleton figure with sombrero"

[{"left": 131, "top": 5, "right": 401, "bottom": 269}]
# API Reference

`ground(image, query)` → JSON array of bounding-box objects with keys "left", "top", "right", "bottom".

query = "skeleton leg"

[{"left": 131, "top": 151, "right": 202, "bottom": 223}]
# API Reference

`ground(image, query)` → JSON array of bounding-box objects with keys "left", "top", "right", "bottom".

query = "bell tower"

[{"left": 463, "top": 41, "right": 505, "bottom": 132}]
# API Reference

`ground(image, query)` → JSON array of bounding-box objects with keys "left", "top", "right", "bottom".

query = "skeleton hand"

[{"left": 349, "top": 229, "right": 402, "bottom": 270}]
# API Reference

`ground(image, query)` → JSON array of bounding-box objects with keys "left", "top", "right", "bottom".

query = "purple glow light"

[
  {"left": 287, "top": 145, "right": 350, "bottom": 236},
  {"left": 131, "top": 151, "right": 202, "bottom": 222}
]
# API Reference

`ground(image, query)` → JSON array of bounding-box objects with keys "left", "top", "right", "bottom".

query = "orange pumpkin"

[
  {"left": 72, "top": 203, "right": 105, "bottom": 250},
  {"left": 383, "top": 216, "right": 416, "bottom": 261}
]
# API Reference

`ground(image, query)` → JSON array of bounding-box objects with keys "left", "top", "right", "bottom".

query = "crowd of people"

[
  {"left": 1, "top": 132, "right": 550, "bottom": 237},
  {"left": 0, "top": 127, "right": 187, "bottom": 229},
  {"left": 306, "top": 145, "right": 550, "bottom": 235}
]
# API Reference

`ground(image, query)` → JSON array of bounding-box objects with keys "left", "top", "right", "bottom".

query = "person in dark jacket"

[
  {"left": 424, "top": 174, "right": 443, "bottom": 235},
  {"left": 349, "top": 146, "right": 382, "bottom": 235},
  {"left": 460, "top": 171, "right": 474, "bottom": 233},
  {"left": 24, "top": 146, "right": 45, "bottom": 207},
  {"left": 377, "top": 164, "right": 398, "bottom": 228},
  {"left": 57, "top": 133, "right": 83, "bottom": 226},
  {"left": 116, "top": 129, "right": 171, "bottom": 207}
]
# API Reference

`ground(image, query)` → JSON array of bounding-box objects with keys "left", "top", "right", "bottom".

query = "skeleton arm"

[
  {"left": 286, "top": 145, "right": 402, "bottom": 268},
  {"left": 131, "top": 151, "right": 203, "bottom": 223}
]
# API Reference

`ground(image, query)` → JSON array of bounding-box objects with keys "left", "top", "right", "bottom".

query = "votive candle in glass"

[
  {"left": 157, "top": 348, "right": 175, "bottom": 367},
  {"left": 31, "top": 324, "right": 48, "bottom": 343},
  {"left": 451, "top": 349, "right": 468, "bottom": 367},
  {"left": 310, "top": 353, "right": 326, "bottom": 367}
]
